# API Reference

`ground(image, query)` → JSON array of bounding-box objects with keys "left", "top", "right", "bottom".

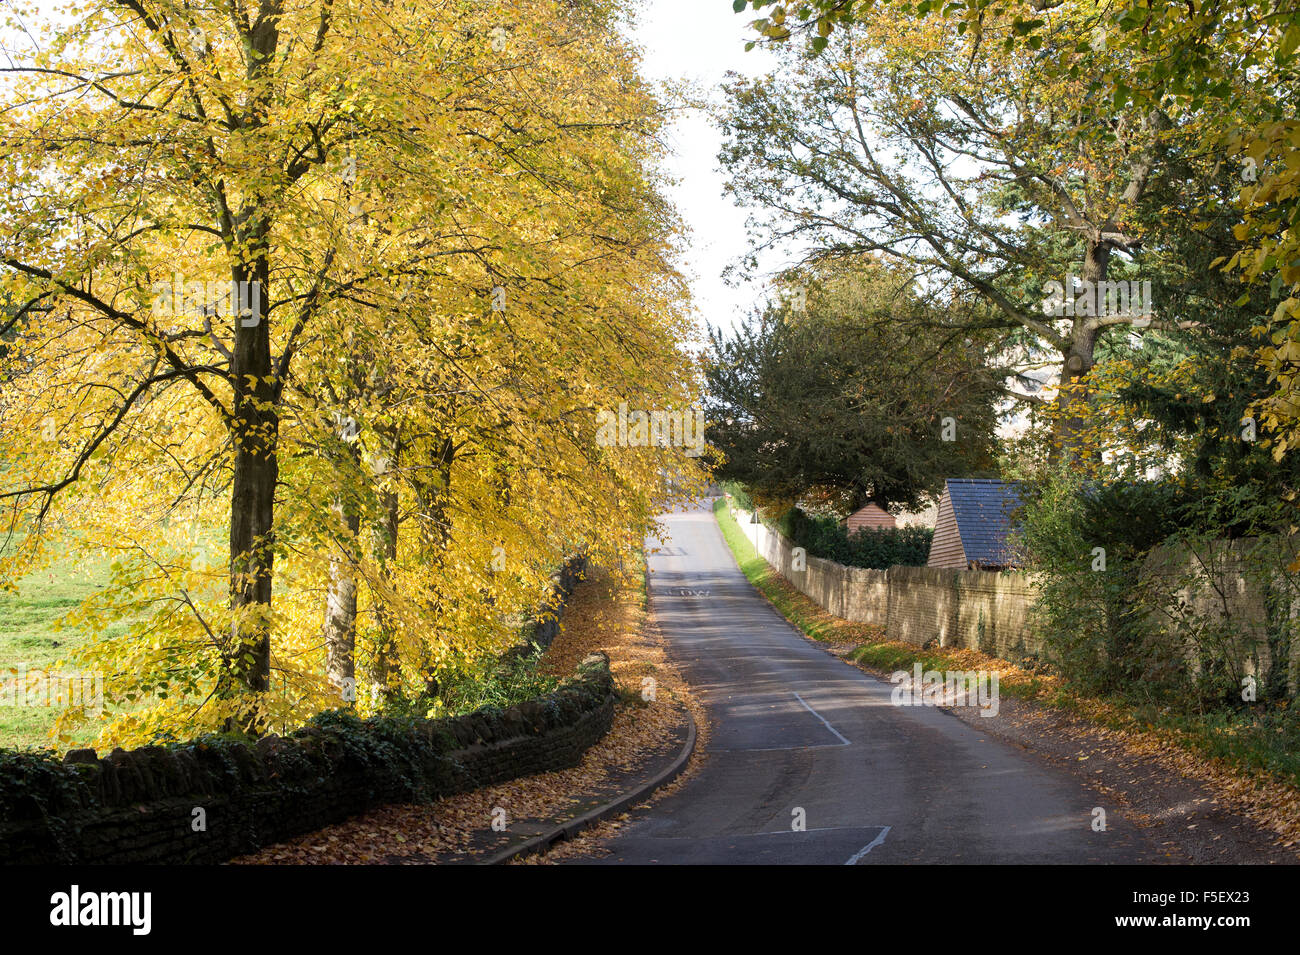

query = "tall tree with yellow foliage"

[{"left": 0, "top": 0, "right": 705, "bottom": 744}]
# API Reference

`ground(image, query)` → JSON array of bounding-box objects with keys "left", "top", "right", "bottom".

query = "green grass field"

[{"left": 0, "top": 550, "right": 114, "bottom": 751}]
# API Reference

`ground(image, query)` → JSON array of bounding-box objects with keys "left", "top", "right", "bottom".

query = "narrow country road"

[{"left": 568, "top": 501, "right": 1163, "bottom": 864}]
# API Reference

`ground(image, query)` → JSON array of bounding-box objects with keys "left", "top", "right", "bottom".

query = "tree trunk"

[
  {"left": 1053, "top": 239, "right": 1109, "bottom": 459},
  {"left": 415, "top": 435, "right": 455, "bottom": 556},
  {"left": 324, "top": 441, "right": 362, "bottom": 697},
  {"left": 324, "top": 525, "right": 360, "bottom": 695},
  {"left": 413, "top": 435, "right": 454, "bottom": 697},
  {"left": 369, "top": 468, "right": 402, "bottom": 694},
  {"left": 222, "top": 253, "right": 278, "bottom": 727},
  {"left": 218, "top": 1, "right": 283, "bottom": 733},
  {"left": 367, "top": 425, "right": 402, "bottom": 697}
]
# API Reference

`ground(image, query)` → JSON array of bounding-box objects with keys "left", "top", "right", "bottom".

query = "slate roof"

[{"left": 946, "top": 479, "right": 1024, "bottom": 567}]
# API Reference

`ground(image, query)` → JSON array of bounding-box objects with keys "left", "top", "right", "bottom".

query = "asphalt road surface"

[{"left": 569, "top": 500, "right": 1160, "bottom": 864}]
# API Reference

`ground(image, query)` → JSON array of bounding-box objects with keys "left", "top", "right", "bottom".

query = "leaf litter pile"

[{"left": 233, "top": 564, "right": 700, "bottom": 865}]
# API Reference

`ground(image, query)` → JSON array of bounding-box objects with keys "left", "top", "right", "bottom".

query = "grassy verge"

[
  {"left": 715, "top": 498, "right": 1055, "bottom": 701},
  {"left": 713, "top": 498, "right": 878, "bottom": 644},
  {"left": 714, "top": 496, "right": 1300, "bottom": 793}
]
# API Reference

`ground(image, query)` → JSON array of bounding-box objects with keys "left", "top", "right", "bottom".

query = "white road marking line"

[
  {"left": 755, "top": 825, "right": 879, "bottom": 836},
  {"left": 793, "top": 690, "right": 851, "bottom": 745},
  {"left": 844, "top": 826, "right": 891, "bottom": 865}
]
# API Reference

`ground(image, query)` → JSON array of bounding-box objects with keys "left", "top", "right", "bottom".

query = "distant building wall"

[
  {"left": 845, "top": 504, "right": 896, "bottom": 533},
  {"left": 894, "top": 500, "right": 939, "bottom": 529}
]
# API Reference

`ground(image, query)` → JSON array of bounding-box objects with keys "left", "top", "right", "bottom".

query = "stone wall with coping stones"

[
  {"left": 1144, "top": 539, "right": 1300, "bottom": 695},
  {"left": 950, "top": 569, "right": 1041, "bottom": 658},
  {"left": 883, "top": 566, "right": 961, "bottom": 649},
  {"left": 0, "top": 559, "right": 613, "bottom": 865},
  {"left": 0, "top": 653, "right": 615, "bottom": 864}
]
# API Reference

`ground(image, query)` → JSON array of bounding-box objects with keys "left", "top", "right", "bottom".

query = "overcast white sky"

[{"left": 625, "top": 1, "right": 784, "bottom": 341}]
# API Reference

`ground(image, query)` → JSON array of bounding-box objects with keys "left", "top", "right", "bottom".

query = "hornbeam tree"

[{"left": 0, "top": 0, "right": 705, "bottom": 745}]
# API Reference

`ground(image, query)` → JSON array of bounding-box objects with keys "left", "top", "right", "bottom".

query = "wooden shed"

[
  {"left": 845, "top": 502, "right": 896, "bottom": 533},
  {"left": 927, "top": 479, "right": 1024, "bottom": 570}
]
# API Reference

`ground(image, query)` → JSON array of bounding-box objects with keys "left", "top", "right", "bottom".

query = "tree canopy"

[
  {"left": 730, "top": 0, "right": 1300, "bottom": 459},
  {"left": 718, "top": 4, "right": 1217, "bottom": 457},
  {"left": 0, "top": 0, "right": 706, "bottom": 745},
  {"left": 704, "top": 257, "right": 1000, "bottom": 512}
]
